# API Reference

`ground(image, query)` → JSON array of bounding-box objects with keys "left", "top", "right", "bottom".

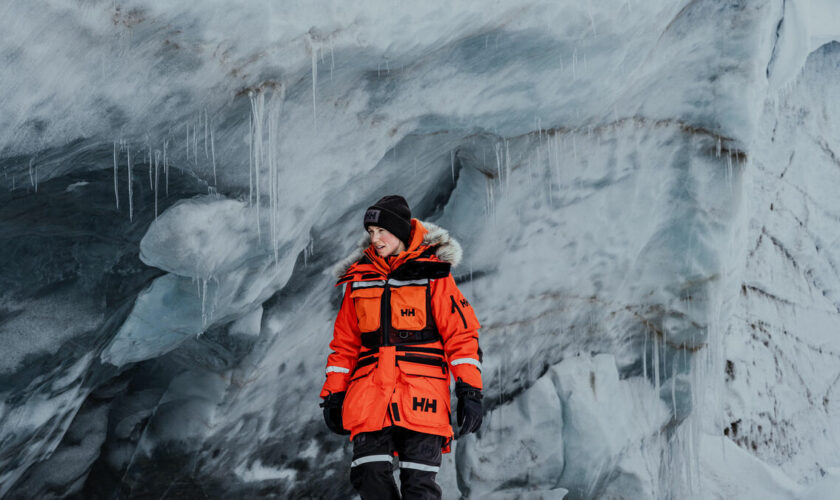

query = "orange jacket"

[{"left": 320, "top": 220, "right": 482, "bottom": 441}]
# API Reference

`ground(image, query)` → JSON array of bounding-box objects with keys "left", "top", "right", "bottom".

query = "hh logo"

[
  {"left": 412, "top": 397, "right": 437, "bottom": 413},
  {"left": 459, "top": 298, "right": 470, "bottom": 308},
  {"left": 364, "top": 209, "right": 381, "bottom": 223},
  {"left": 401, "top": 308, "right": 416, "bottom": 317}
]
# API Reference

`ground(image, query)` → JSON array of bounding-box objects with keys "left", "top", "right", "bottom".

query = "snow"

[
  {"left": 234, "top": 459, "right": 297, "bottom": 483},
  {"left": 689, "top": 433, "right": 802, "bottom": 500}
]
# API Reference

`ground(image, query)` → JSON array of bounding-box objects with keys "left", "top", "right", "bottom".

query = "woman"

[{"left": 320, "top": 195, "right": 484, "bottom": 499}]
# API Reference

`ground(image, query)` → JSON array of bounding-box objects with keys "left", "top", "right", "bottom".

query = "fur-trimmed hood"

[{"left": 333, "top": 220, "right": 463, "bottom": 279}]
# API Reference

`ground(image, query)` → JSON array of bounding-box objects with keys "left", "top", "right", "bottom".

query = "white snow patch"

[
  {"left": 63, "top": 181, "right": 88, "bottom": 192},
  {"left": 234, "top": 459, "right": 297, "bottom": 483},
  {"left": 688, "top": 434, "right": 802, "bottom": 500}
]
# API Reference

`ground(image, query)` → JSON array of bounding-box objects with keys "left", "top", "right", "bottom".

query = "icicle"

[
  {"left": 163, "top": 139, "right": 169, "bottom": 196},
  {"left": 536, "top": 126, "right": 542, "bottom": 183},
  {"left": 672, "top": 357, "right": 678, "bottom": 416},
  {"left": 311, "top": 43, "right": 318, "bottom": 130},
  {"left": 28, "top": 158, "right": 34, "bottom": 188},
  {"left": 653, "top": 328, "right": 661, "bottom": 398},
  {"left": 127, "top": 144, "right": 134, "bottom": 222},
  {"left": 504, "top": 139, "right": 511, "bottom": 192},
  {"left": 494, "top": 142, "right": 502, "bottom": 184},
  {"left": 193, "top": 115, "right": 198, "bottom": 164},
  {"left": 266, "top": 95, "right": 278, "bottom": 266},
  {"left": 546, "top": 132, "right": 553, "bottom": 206},
  {"left": 154, "top": 150, "right": 160, "bottom": 218},
  {"left": 450, "top": 150, "right": 455, "bottom": 182},
  {"left": 716, "top": 137, "right": 721, "bottom": 158},
  {"left": 201, "top": 278, "right": 208, "bottom": 326},
  {"left": 642, "top": 323, "right": 648, "bottom": 380},
  {"left": 249, "top": 90, "right": 265, "bottom": 240},
  {"left": 555, "top": 135, "right": 562, "bottom": 192},
  {"left": 726, "top": 155, "right": 733, "bottom": 191},
  {"left": 148, "top": 145, "right": 153, "bottom": 189},
  {"left": 248, "top": 111, "right": 253, "bottom": 206},
  {"left": 204, "top": 108, "right": 209, "bottom": 159},
  {"left": 211, "top": 126, "right": 217, "bottom": 186},
  {"left": 329, "top": 38, "right": 334, "bottom": 82},
  {"left": 113, "top": 144, "right": 119, "bottom": 209},
  {"left": 185, "top": 123, "right": 190, "bottom": 163}
]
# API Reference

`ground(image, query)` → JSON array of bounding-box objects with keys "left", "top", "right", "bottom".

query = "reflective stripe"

[
  {"left": 451, "top": 358, "right": 482, "bottom": 370},
  {"left": 326, "top": 366, "right": 350, "bottom": 374},
  {"left": 399, "top": 461, "right": 440, "bottom": 472},
  {"left": 352, "top": 280, "right": 386, "bottom": 289},
  {"left": 387, "top": 278, "right": 429, "bottom": 287},
  {"left": 351, "top": 454, "right": 394, "bottom": 468}
]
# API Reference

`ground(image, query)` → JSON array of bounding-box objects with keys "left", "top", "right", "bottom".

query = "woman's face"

[{"left": 367, "top": 225, "right": 405, "bottom": 257}]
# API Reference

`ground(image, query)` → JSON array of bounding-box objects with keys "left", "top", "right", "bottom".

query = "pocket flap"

[
  {"left": 351, "top": 360, "right": 376, "bottom": 381},
  {"left": 397, "top": 356, "right": 448, "bottom": 379},
  {"left": 351, "top": 287, "right": 383, "bottom": 299}
]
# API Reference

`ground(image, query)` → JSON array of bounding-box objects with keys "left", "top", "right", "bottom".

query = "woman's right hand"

[{"left": 320, "top": 392, "right": 351, "bottom": 435}]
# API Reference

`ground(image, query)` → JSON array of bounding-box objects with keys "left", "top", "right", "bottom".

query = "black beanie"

[{"left": 363, "top": 195, "right": 412, "bottom": 247}]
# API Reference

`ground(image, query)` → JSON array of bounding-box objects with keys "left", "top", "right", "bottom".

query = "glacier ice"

[{"left": 2, "top": 1, "right": 840, "bottom": 498}]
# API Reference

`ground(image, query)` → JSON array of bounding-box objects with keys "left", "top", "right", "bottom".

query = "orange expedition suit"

[{"left": 320, "top": 219, "right": 482, "bottom": 444}]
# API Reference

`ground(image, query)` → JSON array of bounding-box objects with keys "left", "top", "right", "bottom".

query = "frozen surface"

[
  {"left": 1, "top": 0, "right": 840, "bottom": 498},
  {"left": 102, "top": 195, "right": 300, "bottom": 366}
]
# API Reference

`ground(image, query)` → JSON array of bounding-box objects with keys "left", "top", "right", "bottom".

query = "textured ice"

[
  {"left": 2, "top": 0, "right": 840, "bottom": 498},
  {"left": 551, "top": 355, "right": 670, "bottom": 499},
  {"left": 102, "top": 195, "right": 299, "bottom": 366},
  {"left": 457, "top": 373, "right": 565, "bottom": 497},
  {"left": 139, "top": 196, "right": 265, "bottom": 278}
]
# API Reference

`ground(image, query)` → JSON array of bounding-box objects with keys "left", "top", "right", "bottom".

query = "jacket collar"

[{"left": 334, "top": 219, "right": 463, "bottom": 281}]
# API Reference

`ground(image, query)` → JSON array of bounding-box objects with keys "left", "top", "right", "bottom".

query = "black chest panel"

[{"left": 350, "top": 258, "right": 451, "bottom": 349}]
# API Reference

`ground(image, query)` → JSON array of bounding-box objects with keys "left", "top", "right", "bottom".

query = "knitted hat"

[{"left": 363, "top": 195, "right": 412, "bottom": 247}]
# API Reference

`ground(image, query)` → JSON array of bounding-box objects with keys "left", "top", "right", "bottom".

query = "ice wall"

[{"left": 2, "top": 1, "right": 840, "bottom": 498}]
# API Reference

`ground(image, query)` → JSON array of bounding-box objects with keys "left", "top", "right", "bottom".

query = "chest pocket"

[
  {"left": 351, "top": 286, "right": 383, "bottom": 333},
  {"left": 389, "top": 283, "right": 428, "bottom": 331}
]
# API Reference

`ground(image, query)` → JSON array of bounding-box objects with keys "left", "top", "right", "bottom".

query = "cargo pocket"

[
  {"left": 397, "top": 357, "right": 450, "bottom": 428},
  {"left": 390, "top": 286, "right": 427, "bottom": 330},
  {"left": 351, "top": 287, "right": 383, "bottom": 333},
  {"left": 342, "top": 374, "right": 379, "bottom": 430}
]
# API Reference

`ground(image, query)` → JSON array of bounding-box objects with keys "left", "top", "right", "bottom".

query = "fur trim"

[
  {"left": 333, "top": 220, "right": 463, "bottom": 278},
  {"left": 332, "top": 235, "right": 369, "bottom": 279},
  {"left": 422, "top": 221, "right": 463, "bottom": 268}
]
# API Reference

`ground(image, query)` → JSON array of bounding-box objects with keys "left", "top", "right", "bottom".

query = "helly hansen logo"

[
  {"left": 364, "top": 209, "right": 381, "bottom": 224},
  {"left": 459, "top": 298, "right": 470, "bottom": 308},
  {"left": 412, "top": 397, "right": 437, "bottom": 413},
  {"left": 401, "top": 308, "right": 416, "bottom": 317}
]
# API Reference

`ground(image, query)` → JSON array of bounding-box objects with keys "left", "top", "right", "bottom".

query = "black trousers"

[{"left": 350, "top": 427, "right": 444, "bottom": 500}]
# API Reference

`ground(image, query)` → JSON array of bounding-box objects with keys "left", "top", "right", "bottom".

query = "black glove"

[
  {"left": 320, "top": 392, "right": 350, "bottom": 435},
  {"left": 455, "top": 380, "right": 483, "bottom": 438}
]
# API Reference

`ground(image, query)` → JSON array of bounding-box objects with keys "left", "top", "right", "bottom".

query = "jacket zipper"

[{"left": 450, "top": 295, "right": 468, "bottom": 329}]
